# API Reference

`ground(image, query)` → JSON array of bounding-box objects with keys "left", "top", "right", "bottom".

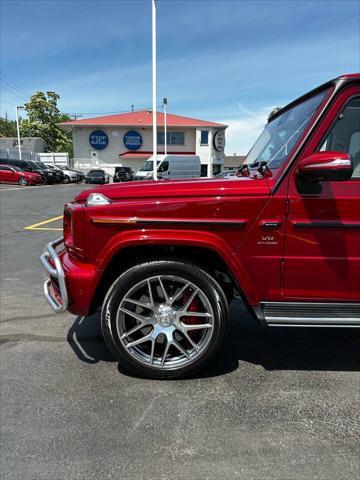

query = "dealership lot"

[{"left": 0, "top": 184, "right": 359, "bottom": 480}]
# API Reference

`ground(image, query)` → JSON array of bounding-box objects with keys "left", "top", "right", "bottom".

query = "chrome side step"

[{"left": 255, "top": 302, "right": 360, "bottom": 327}]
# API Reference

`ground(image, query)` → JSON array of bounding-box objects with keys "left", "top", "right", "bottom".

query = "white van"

[{"left": 134, "top": 155, "right": 201, "bottom": 180}]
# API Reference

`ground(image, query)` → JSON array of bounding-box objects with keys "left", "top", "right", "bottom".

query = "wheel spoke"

[
  {"left": 158, "top": 277, "right": 170, "bottom": 303},
  {"left": 181, "top": 288, "right": 198, "bottom": 312},
  {"left": 125, "top": 298, "right": 153, "bottom": 310},
  {"left": 161, "top": 341, "right": 170, "bottom": 366},
  {"left": 179, "top": 311, "right": 212, "bottom": 318},
  {"left": 120, "top": 322, "right": 145, "bottom": 340},
  {"left": 172, "top": 339, "right": 190, "bottom": 359},
  {"left": 179, "top": 329, "right": 200, "bottom": 352},
  {"left": 181, "top": 323, "right": 213, "bottom": 331},
  {"left": 126, "top": 332, "right": 153, "bottom": 349},
  {"left": 149, "top": 339, "right": 155, "bottom": 365},
  {"left": 147, "top": 280, "right": 154, "bottom": 307},
  {"left": 119, "top": 307, "right": 151, "bottom": 324},
  {"left": 170, "top": 283, "right": 190, "bottom": 305}
]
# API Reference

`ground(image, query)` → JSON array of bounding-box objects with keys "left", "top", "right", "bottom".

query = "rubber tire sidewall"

[{"left": 101, "top": 260, "right": 228, "bottom": 379}]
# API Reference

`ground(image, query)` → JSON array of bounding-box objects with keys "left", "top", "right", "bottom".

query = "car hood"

[{"left": 75, "top": 176, "right": 271, "bottom": 202}]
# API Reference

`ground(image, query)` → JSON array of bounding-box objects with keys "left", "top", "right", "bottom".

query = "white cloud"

[{"left": 221, "top": 105, "right": 275, "bottom": 156}]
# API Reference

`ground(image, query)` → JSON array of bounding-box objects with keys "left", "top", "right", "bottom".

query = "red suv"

[
  {"left": 40, "top": 74, "right": 360, "bottom": 378},
  {"left": 0, "top": 165, "right": 43, "bottom": 186}
]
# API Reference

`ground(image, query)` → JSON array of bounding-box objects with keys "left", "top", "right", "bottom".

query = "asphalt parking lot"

[{"left": 0, "top": 182, "right": 359, "bottom": 480}]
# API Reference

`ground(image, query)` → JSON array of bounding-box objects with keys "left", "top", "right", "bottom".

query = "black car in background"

[
  {"left": 36, "top": 162, "right": 64, "bottom": 183},
  {"left": 1, "top": 159, "right": 58, "bottom": 184},
  {"left": 113, "top": 166, "right": 133, "bottom": 182},
  {"left": 84, "top": 169, "right": 110, "bottom": 184}
]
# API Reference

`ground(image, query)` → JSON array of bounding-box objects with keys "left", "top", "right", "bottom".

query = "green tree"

[
  {"left": 20, "top": 91, "right": 73, "bottom": 156},
  {"left": 0, "top": 116, "right": 17, "bottom": 136}
]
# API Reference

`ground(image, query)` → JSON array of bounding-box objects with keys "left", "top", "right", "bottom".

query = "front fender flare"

[{"left": 95, "top": 229, "right": 258, "bottom": 304}]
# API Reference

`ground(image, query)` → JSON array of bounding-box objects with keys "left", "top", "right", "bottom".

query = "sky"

[{"left": 1, "top": 0, "right": 359, "bottom": 154}]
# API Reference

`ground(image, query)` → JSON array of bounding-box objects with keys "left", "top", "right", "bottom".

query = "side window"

[
  {"left": 200, "top": 130, "right": 209, "bottom": 145},
  {"left": 319, "top": 96, "right": 360, "bottom": 178},
  {"left": 158, "top": 161, "right": 169, "bottom": 172},
  {"left": 0, "top": 166, "right": 10, "bottom": 171}
]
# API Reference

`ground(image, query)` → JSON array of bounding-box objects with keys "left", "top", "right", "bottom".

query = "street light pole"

[
  {"left": 15, "top": 106, "right": 24, "bottom": 160},
  {"left": 163, "top": 97, "right": 167, "bottom": 156},
  {"left": 152, "top": 0, "right": 158, "bottom": 181}
]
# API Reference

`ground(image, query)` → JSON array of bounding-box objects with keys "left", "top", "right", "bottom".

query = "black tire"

[
  {"left": 63, "top": 175, "right": 70, "bottom": 184},
  {"left": 18, "top": 177, "right": 28, "bottom": 186},
  {"left": 101, "top": 260, "right": 228, "bottom": 379}
]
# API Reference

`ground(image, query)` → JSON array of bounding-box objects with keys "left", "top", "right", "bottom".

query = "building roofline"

[{"left": 58, "top": 109, "right": 227, "bottom": 129}]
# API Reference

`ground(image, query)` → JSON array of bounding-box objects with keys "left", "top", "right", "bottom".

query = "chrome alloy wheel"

[{"left": 116, "top": 275, "right": 215, "bottom": 369}]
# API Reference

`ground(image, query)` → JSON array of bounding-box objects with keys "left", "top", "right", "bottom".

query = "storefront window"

[{"left": 157, "top": 131, "right": 185, "bottom": 145}]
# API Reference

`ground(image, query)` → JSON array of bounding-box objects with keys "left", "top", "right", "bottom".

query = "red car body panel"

[
  {"left": 0, "top": 165, "right": 43, "bottom": 185},
  {"left": 52, "top": 74, "right": 360, "bottom": 317}
]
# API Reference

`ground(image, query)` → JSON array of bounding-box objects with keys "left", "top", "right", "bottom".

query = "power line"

[
  {"left": 0, "top": 83, "right": 27, "bottom": 101},
  {"left": 0, "top": 99, "right": 16, "bottom": 107},
  {"left": 0, "top": 73, "right": 31, "bottom": 98}
]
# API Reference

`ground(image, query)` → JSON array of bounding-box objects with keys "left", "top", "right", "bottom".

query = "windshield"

[
  {"left": 89, "top": 170, "right": 103, "bottom": 176},
  {"left": 245, "top": 90, "right": 327, "bottom": 169},
  {"left": 29, "top": 161, "right": 41, "bottom": 169},
  {"left": 37, "top": 162, "right": 49, "bottom": 169},
  {"left": 140, "top": 160, "right": 161, "bottom": 172}
]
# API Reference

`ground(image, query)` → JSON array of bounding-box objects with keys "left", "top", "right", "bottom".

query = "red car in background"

[{"left": 0, "top": 165, "right": 43, "bottom": 186}]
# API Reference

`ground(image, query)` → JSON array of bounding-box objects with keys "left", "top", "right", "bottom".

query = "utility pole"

[
  {"left": 163, "top": 97, "right": 167, "bottom": 156},
  {"left": 15, "top": 106, "right": 25, "bottom": 160},
  {"left": 152, "top": 0, "right": 158, "bottom": 180}
]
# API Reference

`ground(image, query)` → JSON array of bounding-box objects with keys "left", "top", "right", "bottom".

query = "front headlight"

[{"left": 86, "top": 193, "right": 112, "bottom": 206}]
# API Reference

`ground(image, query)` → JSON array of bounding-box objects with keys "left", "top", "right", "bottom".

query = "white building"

[{"left": 59, "top": 110, "right": 227, "bottom": 176}]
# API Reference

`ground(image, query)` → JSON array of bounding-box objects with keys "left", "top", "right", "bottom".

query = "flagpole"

[{"left": 152, "top": 0, "right": 158, "bottom": 181}]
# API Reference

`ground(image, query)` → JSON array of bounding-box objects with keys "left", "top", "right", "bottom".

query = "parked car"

[
  {"left": 35, "top": 162, "right": 64, "bottom": 183},
  {"left": 40, "top": 74, "right": 360, "bottom": 379},
  {"left": 84, "top": 169, "right": 110, "bottom": 184},
  {"left": 1, "top": 159, "right": 58, "bottom": 184},
  {"left": 113, "top": 166, "right": 133, "bottom": 182},
  {"left": 70, "top": 168, "right": 85, "bottom": 182},
  {"left": 0, "top": 164, "right": 43, "bottom": 186},
  {"left": 134, "top": 155, "right": 201, "bottom": 180},
  {"left": 58, "top": 165, "right": 85, "bottom": 182},
  {"left": 44, "top": 164, "right": 79, "bottom": 183}
]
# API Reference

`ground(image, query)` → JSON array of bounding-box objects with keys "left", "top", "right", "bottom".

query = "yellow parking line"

[{"left": 24, "top": 215, "right": 63, "bottom": 231}]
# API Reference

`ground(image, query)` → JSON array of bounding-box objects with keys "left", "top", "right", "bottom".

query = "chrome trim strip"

[
  {"left": 91, "top": 217, "right": 248, "bottom": 228},
  {"left": 39, "top": 237, "right": 68, "bottom": 313}
]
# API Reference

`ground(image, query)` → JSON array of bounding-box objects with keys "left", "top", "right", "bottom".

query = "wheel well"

[{"left": 89, "top": 245, "right": 242, "bottom": 314}]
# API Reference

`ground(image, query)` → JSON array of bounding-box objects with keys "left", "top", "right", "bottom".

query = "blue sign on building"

[
  {"left": 124, "top": 130, "right": 142, "bottom": 151},
  {"left": 89, "top": 130, "right": 108, "bottom": 150}
]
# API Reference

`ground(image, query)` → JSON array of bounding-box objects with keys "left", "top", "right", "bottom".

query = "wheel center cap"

[{"left": 158, "top": 305, "right": 176, "bottom": 327}]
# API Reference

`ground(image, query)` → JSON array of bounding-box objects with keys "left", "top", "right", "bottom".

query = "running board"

[{"left": 255, "top": 302, "right": 360, "bottom": 327}]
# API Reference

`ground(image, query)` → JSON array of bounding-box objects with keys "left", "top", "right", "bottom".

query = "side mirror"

[{"left": 298, "top": 151, "right": 353, "bottom": 182}]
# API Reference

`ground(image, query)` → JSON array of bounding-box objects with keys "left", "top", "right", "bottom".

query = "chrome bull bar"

[{"left": 39, "top": 237, "right": 68, "bottom": 313}]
